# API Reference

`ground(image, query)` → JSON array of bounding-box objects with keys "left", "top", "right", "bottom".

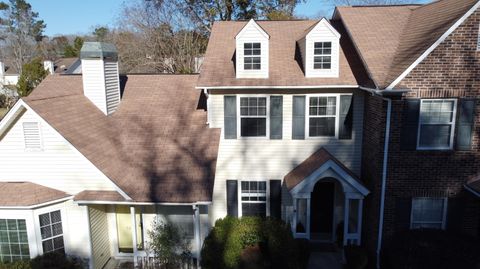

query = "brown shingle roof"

[
  {"left": 284, "top": 147, "right": 363, "bottom": 190},
  {"left": 337, "top": 0, "right": 479, "bottom": 88},
  {"left": 74, "top": 190, "right": 126, "bottom": 202},
  {"left": 54, "top": 58, "right": 79, "bottom": 74},
  {"left": 24, "top": 74, "right": 221, "bottom": 203},
  {"left": 0, "top": 182, "right": 70, "bottom": 207},
  {"left": 197, "top": 20, "right": 361, "bottom": 87}
]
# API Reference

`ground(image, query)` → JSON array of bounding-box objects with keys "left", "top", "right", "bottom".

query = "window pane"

[
  {"left": 419, "top": 125, "right": 451, "bottom": 148},
  {"left": 241, "top": 118, "right": 266, "bottom": 137},
  {"left": 42, "top": 239, "right": 53, "bottom": 253},
  {"left": 7, "top": 220, "right": 17, "bottom": 230},
  {"left": 309, "top": 117, "right": 335, "bottom": 137},
  {"left": 50, "top": 211, "right": 61, "bottom": 223},
  {"left": 252, "top": 43, "right": 260, "bottom": 49},
  {"left": 412, "top": 198, "right": 445, "bottom": 229},
  {"left": 52, "top": 223, "right": 63, "bottom": 237},
  {"left": 40, "top": 226, "right": 52, "bottom": 240},
  {"left": 39, "top": 214, "right": 50, "bottom": 227},
  {"left": 242, "top": 203, "right": 266, "bottom": 217}
]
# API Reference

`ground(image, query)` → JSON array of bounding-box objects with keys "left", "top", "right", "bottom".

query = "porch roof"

[
  {"left": 74, "top": 190, "right": 127, "bottom": 203},
  {"left": 0, "top": 182, "right": 71, "bottom": 207},
  {"left": 465, "top": 175, "right": 480, "bottom": 197},
  {"left": 284, "top": 147, "right": 366, "bottom": 191}
]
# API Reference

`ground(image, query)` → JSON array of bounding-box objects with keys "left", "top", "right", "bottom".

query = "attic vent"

[{"left": 23, "top": 122, "right": 42, "bottom": 150}]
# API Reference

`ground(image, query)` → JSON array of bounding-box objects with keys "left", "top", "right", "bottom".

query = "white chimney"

[
  {"left": 43, "top": 60, "right": 54, "bottom": 74},
  {"left": 0, "top": 61, "right": 5, "bottom": 78},
  {"left": 80, "top": 42, "right": 121, "bottom": 115}
]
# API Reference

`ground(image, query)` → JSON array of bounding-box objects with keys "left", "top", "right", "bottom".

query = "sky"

[{"left": 29, "top": 0, "right": 430, "bottom": 37}]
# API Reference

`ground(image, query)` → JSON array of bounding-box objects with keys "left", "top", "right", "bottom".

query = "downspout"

[
  {"left": 376, "top": 98, "right": 392, "bottom": 269},
  {"left": 203, "top": 88, "right": 211, "bottom": 125}
]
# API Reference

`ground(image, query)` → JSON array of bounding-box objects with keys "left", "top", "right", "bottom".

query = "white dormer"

[
  {"left": 235, "top": 19, "right": 269, "bottom": 79},
  {"left": 299, "top": 18, "right": 340, "bottom": 78}
]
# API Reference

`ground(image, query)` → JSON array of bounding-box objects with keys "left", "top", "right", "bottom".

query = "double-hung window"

[
  {"left": 313, "top": 42, "right": 332, "bottom": 70},
  {"left": 241, "top": 181, "right": 267, "bottom": 217},
  {"left": 411, "top": 198, "right": 447, "bottom": 230},
  {"left": 308, "top": 96, "right": 337, "bottom": 137},
  {"left": 240, "top": 97, "right": 267, "bottom": 137},
  {"left": 417, "top": 99, "right": 456, "bottom": 149},
  {"left": 244, "top": 43, "right": 261, "bottom": 70},
  {"left": 39, "top": 210, "right": 64, "bottom": 254},
  {"left": 0, "top": 219, "right": 30, "bottom": 262}
]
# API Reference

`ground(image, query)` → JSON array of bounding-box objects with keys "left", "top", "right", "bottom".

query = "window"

[
  {"left": 240, "top": 97, "right": 267, "bottom": 137},
  {"left": 22, "top": 122, "right": 42, "bottom": 150},
  {"left": 167, "top": 215, "right": 194, "bottom": 239},
  {"left": 313, "top": 42, "right": 332, "bottom": 69},
  {"left": 418, "top": 99, "right": 456, "bottom": 149},
  {"left": 39, "top": 211, "right": 64, "bottom": 254},
  {"left": 241, "top": 181, "right": 267, "bottom": 217},
  {"left": 244, "top": 43, "right": 261, "bottom": 70},
  {"left": 308, "top": 96, "right": 337, "bottom": 137},
  {"left": 0, "top": 219, "right": 30, "bottom": 262},
  {"left": 411, "top": 198, "right": 447, "bottom": 229}
]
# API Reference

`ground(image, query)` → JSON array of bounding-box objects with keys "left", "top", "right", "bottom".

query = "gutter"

[{"left": 74, "top": 200, "right": 213, "bottom": 206}]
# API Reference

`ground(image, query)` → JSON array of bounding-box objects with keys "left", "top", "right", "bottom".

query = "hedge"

[{"left": 201, "top": 217, "right": 310, "bottom": 269}]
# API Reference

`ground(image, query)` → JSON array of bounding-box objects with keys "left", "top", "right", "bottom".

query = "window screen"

[
  {"left": 308, "top": 96, "right": 336, "bottom": 137},
  {"left": 241, "top": 181, "right": 267, "bottom": 217},
  {"left": 240, "top": 97, "right": 267, "bottom": 137},
  {"left": 418, "top": 99, "right": 456, "bottom": 149},
  {"left": 313, "top": 42, "right": 332, "bottom": 69},
  {"left": 411, "top": 198, "right": 446, "bottom": 229},
  {"left": 244, "top": 43, "right": 261, "bottom": 70},
  {"left": 0, "top": 219, "right": 30, "bottom": 262},
  {"left": 39, "top": 211, "right": 64, "bottom": 254}
]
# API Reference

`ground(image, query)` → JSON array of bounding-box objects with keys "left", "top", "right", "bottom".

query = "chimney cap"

[{"left": 80, "top": 42, "right": 118, "bottom": 61}]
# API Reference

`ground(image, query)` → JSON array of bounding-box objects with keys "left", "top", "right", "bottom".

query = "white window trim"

[
  {"left": 416, "top": 99, "right": 457, "bottom": 150},
  {"left": 305, "top": 94, "right": 348, "bottom": 139},
  {"left": 33, "top": 204, "right": 67, "bottom": 256},
  {"left": 237, "top": 180, "right": 270, "bottom": 217},
  {"left": 313, "top": 41, "right": 332, "bottom": 70},
  {"left": 243, "top": 42, "right": 262, "bottom": 71},
  {"left": 38, "top": 210, "right": 64, "bottom": 254},
  {"left": 22, "top": 121, "right": 43, "bottom": 152},
  {"left": 236, "top": 95, "right": 270, "bottom": 139},
  {"left": 410, "top": 197, "right": 448, "bottom": 230}
]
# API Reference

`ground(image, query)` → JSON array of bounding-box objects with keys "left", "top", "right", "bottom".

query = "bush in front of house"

[
  {"left": 382, "top": 229, "right": 480, "bottom": 269},
  {"left": 344, "top": 245, "right": 368, "bottom": 269},
  {"left": 201, "top": 216, "right": 310, "bottom": 269},
  {"left": 0, "top": 252, "right": 83, "bottom": 269},
  {"left": 0, "top": 260, "right": 30, "bottom": 269}
]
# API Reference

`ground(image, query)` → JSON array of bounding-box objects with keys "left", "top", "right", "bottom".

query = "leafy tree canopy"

[
  {"left": 63, "top": 36, "right": 84, "bottom": 57},
  {"left": 16, "top": 57, "right": 48, "bottom": 97}
]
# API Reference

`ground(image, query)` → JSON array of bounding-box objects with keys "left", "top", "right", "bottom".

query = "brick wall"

[{"left": 361, "top": 7, "right": 480, "bottom": 261}]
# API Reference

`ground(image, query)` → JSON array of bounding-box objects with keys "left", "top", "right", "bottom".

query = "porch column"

[
  {"left": 193, "top": 205, "right": 201, "bottom": 267},
  {"left": 343, "top": 196, "right": 349, "bottom": 246},
  {"left": 130, "top": 206, "right": 139, "bottom": 267},
  {"left": 357, "top": 199, "right": 363, "bottom": 245}
]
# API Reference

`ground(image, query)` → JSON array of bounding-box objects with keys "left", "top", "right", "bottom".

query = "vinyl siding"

[
  {"left": 104, "top": 61, "right": 121, "bottom": 114},
  {"left": 208, "top": 90, "right": 364, "bottom": 222},
  {"left": 0, "top": 108, "right": 118, "bottom": 194},
  {"left": 304, "top": 20, "right": 340, "bottom": 78},
  {"left": 89, "top": 205, "right": 111, "bottom": 269},
  {"left": 81, "top": 59, "right": 107, "bottom": 114},
  {"left": 235, "top": 22, "right": 269, "bottom": 79}
]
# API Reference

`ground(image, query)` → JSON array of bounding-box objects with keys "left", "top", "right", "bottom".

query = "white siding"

[
  {"left": 104, "top": 61, "right": 121, "bottom": 115},
  {"left": 304, "top": 19, "right": 340, "bottom": 78},
  {"left": 235, "top": 21, "right": 269, "bottom": 79},
  {"left": 81, "top": 59, "right": 107, "bottom": 114},
  {"left": 208, "top": 90, "right": 364, "bottom": 222},
  {"left": 0, "top": 108, "right": 118, "bottom": 195},
  {"left": 89, "top": 205, "right": 111, "bottom": 269}
]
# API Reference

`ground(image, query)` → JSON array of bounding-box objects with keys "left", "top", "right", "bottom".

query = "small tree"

[
  {"left": 63, "top": 36, "right": 84, "bottom": 57},
  {"left": 148, "top": 220, "right": 191, "bottom": 269},
  {"left": 16, "top": 57, "right": 48, "bottom": 97}
]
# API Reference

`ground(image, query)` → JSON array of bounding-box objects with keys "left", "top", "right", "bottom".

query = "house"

[{"left": 0, "top": 0, "right": 478, "bottom": 268}]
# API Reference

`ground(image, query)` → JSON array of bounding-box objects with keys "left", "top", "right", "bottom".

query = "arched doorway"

[{"left": 311, "top": 181, "right": 335, "bottom": 241}]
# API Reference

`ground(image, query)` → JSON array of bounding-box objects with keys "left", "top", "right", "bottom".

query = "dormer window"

[
  {"left": 313, "top": 42, "right": 332, "bottom": 70},
  {"left": 244, "top": 43, "right": 261, "bottom": 70}
]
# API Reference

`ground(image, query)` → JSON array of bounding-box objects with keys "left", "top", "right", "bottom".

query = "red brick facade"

[{"left": 361, "top": 7, "right": 480, "bottom": 260}]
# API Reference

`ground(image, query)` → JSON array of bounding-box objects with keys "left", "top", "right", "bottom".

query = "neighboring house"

[{"left": 0, "top": 0, "right": 478, "bottom": 269}]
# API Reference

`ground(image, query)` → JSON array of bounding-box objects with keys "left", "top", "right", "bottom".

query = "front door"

[
  {"left": 116, "top": 206, "right": 143, "bottom": 253},
  {"left": 311, "top": 182, "right": 334, "bottom": 240}
]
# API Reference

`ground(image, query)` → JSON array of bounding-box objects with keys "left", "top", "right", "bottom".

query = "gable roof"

[
  {"left": 284, "top": 147, "right": 365, "bottom": 191},
  {"left": 197, "top": 20, "right": 366, "bottom": 88},
  {"left": 337, "top": 0, "right": 480, "bottom": 89},
  {"left": 0, "top": 182, "right": 70, "bottom": 207},
  {"left": 22, "top": 74, "right": 221, "bottom": 203}
]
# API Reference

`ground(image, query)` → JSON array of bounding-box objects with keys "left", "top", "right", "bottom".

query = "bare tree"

[{"left": 333, "top": 0, "right": 416, "bottom": 5}]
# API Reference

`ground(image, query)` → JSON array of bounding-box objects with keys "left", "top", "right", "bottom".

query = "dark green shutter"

[
  {"left": 269, "top": 180, "right": 282, "bottom": 219},
  {"left": 400, "top": 99, "right": 420, "bottom": 150},
  {"left": 456, "top": 99, "right": 476, "bottom": 151},
  {"left": 224, "top": 96, "right": 237, "bottom": 139},
  {"left": 226, "top": 180, "right": 238, "bottom": 217},
  {"left": 394, "top": 197, "right": 412, "bottom": 232},
  {"left": 292, "top": 96, "right": 305, "bottom": 140},
  {"left": 446, "top": 197, "right": 464, "bottom": 233},
  {"left": 339, "top": 95, "right": 353, "bottom": 140},
  {"left": 270, "top": 96, "right": 283, "bottom": 139}
]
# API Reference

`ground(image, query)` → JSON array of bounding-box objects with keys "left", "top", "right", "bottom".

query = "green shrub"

[
  {"left": 148, "top": 220, "right": 191, "bottom": 269},
  {"left": 201, "top": 216, "right": 309, "bottom": 269},
  {"left": 0, "top": 260, "right": 30, "bottom": 269},
  {"left": 382, "top": 229, "right": 480, "bottom": 269},
  {"left": 344, "top": 245, "right": 368, "bottom": 269},
  {"left": 30, "top": 252, "right": 83, "bottom": 269}
]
